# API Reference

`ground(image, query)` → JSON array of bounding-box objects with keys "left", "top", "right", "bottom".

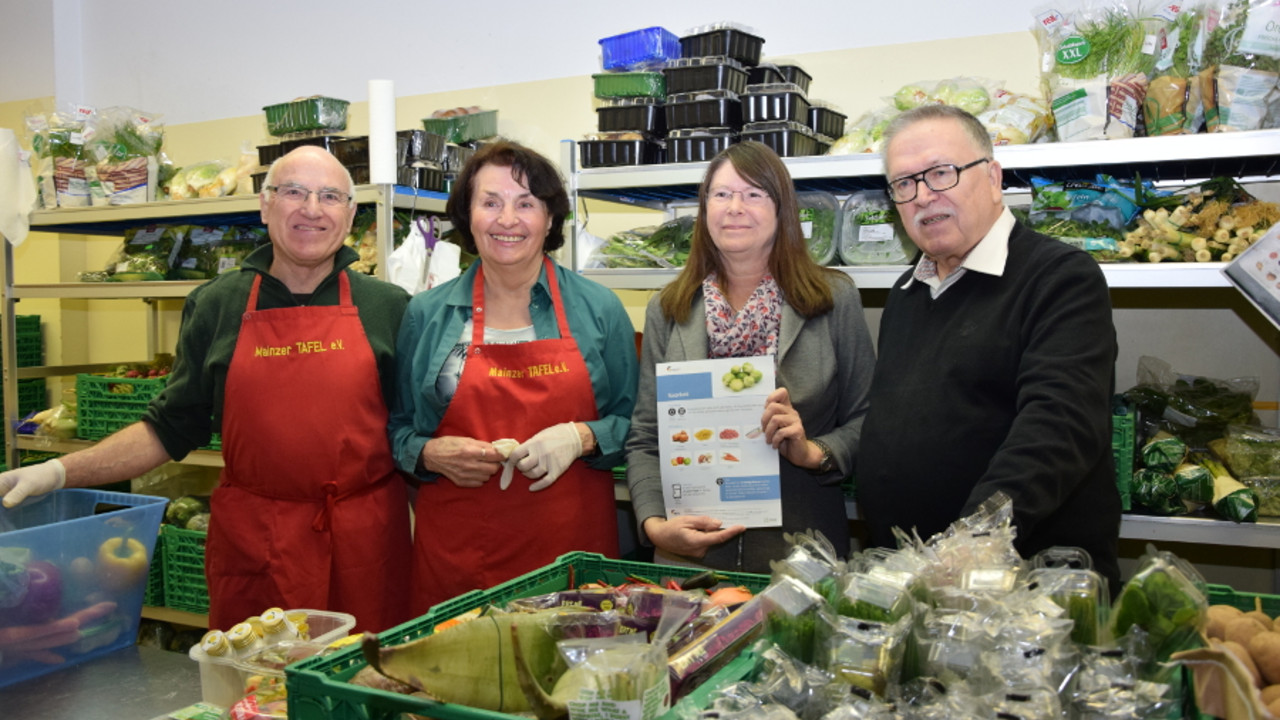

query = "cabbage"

[{"left": 893, "top": 84, "right": 931, "bottom": 111}]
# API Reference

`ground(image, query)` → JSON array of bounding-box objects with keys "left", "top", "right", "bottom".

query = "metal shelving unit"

[
  {"left": 572, "top": 130, "right": 1280, "bottom": 564},
  {"left": 2, "top": 184, "right": 447, "bottom": 468}
]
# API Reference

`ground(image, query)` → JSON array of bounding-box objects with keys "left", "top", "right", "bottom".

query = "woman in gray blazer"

[{"left": 625, "top": 142, "right": 876, "bottom": 572}]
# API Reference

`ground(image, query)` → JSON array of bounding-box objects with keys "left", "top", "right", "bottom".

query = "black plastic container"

[
  {"left": 345, "top": 163, "right": 370, "bottom": 185},
  {"left": 279, "top": 134, "right": 345, "bottom": 156},
  {"left": 578, "top": 138, "right": 665, "bottom": 168},
  {"left": 776, "top": 65, "right": 813, "bottom": 95},
  {"left": 332, "top": 135, "right": 369, "bottom": 167},
  {"left": 597, "top": 97, "right": 666, "bottom": 135},
  {"left": 257, "top": 143, "right": 284, "bottom": 167},
  {"left": 663, "top": 56, "right": 748, "bottom": 95},
  {"left": 665, "top": 90, "right": 743, "bottom": 131},
  {"left": 667, "top": 128, "right": 737, "bottom": 163},
  {"left": 251, "top": 170, "right": 268, "bottom": 194},
  {"left": 747, "top": 63, "right": 784, "bottom": 86},
  {"left": 808, "top": 105, "right": 847, "bottom": 139},
  {"left": 443, "top": 143, "right": 476, "bottom": 174},
  {"left": 397, "top": 162, "right": 445, "bottom": 191},
  {"left": 397, "top": 130, "right": 448, "bottom": 166},
  {"left": 740, "top": 121, "right": 819, "bottom": 157},
  {"left": 679, "top": 24, "right": 764, "bottom": 65},
  {"left": 743, "top": 83, "right": 810, "bottom": 124}
]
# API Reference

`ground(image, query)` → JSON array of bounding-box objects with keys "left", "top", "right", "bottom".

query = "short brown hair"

[
  {"left": 445, "top": 140, "right": 571, "bottom": 254},
  {"left": 660, "top": 141, "right": 844, "bottom": 322}
]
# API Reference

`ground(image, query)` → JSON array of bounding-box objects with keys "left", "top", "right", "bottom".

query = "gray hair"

[
  {"left": 261, "top": 146, "right": 356, "bottom": 204},
  {"left": 881, "top": 105, "right": 994, "bottom": 177}
]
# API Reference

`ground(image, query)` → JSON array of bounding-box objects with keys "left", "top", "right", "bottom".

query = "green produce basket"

[
  {"left": 144, "top": 530, "right": 165, "bottom": 607},
  {"left": 593, "top": 71, "right": 666, "bottom": 99},
  {"left": 286, "top": 551, "right": 770, "bottom": 720},
  {"left": 1206, "top": 583, "right": 1280, "bottom": 616},
  {"left": 1113, "top": 404, "right": 1136, "bottom": 512},
  {"left": 161, "top": 524, "right": 209, "bottom": 614},
  {"left": 75, "top": 373, "right": 168, "bottom": 441},
  {"left": 263, "top": 96, "right": 349, "bottom": 137},
  {"left": 421, "top": 109, "right": 498, "bottom": 144}
]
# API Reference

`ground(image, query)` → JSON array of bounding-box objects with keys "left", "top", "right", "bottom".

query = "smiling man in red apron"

[
  {"left": 388, "top": 142, "right": 638, "bottom": 614},
  {"left": 0, "top": 147, "right": 413, "bottom": 631}
]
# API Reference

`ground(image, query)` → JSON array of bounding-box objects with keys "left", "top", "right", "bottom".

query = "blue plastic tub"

[
  {"left": 599, "top": 26, "right": 680, "bottom": 71},
  {"left": 0, "top": 489, "right": 166, "bottom": 688}
]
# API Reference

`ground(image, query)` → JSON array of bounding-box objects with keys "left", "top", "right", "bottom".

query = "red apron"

[
  {"left": 411, "top": 257, "right": 618, "bottom": 614},
  {"left": 208, "top": 271, "right": 411, "bottom": 632}
]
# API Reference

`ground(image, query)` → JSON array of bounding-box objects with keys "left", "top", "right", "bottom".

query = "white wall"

[{"left": 2, "top": 0, "right": 1037, "bottom": 119}]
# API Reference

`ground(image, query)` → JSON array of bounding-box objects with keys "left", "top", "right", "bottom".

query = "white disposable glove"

[
  {"left": 491, "top": 438, "right": 520, "bottom": 490},
  {"left": 0, "top": 459, "right": 67, "bottom": 508},
  {"left": 512, "top": 423, "right": 583, "bottom": 492}
]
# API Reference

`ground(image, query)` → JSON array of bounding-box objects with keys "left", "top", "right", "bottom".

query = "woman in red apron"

[
  {"left": 388, "top": 142, "right": 638, "bottom": 615},
  {"left": 208, "top": 271, "right": 411, "bottom": 631}
]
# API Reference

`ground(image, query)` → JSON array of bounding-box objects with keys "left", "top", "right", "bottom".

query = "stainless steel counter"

[{"left": 0, "top": 645, "right": 205, "bottom": 719}]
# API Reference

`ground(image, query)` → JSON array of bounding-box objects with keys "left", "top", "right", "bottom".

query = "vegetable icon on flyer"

[{"left": 655, "top": 355, "right": 781, "bottom": 529}]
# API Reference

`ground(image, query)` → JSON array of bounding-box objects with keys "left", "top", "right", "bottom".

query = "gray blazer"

[{"left": 624, "top": 273, "right": 876, "bottom": 571}]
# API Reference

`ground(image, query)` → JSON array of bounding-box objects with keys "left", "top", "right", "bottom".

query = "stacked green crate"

[{"left": 1, "top": 316, "right": 47, "bottom": 463}]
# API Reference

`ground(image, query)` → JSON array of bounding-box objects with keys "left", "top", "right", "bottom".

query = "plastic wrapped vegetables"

[
  {"left": 1110, "top": 545, "right": 1207, "bottom": 662},
  {"left": 1142, "top": 2, "right": 1203, "bottom": 136},
  {"left": 1033, "top": 0, "right": 1151, "bottom": 140},
  {"left": 1199, "top": 0, "right": 1280, "bottom": 133},
  {"left": 590, "top": 216, "right": 694, "bottom": 269}
]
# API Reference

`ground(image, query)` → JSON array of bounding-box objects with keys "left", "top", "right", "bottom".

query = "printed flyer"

[{"left": 656, "top": 355, "right": 781, "bottom": 528}]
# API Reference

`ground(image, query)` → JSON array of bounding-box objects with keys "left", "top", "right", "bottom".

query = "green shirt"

[
  {"left": 142, "top": 244, "right": 410, "bottom": 459},
  {"left": 388, "top": 258, "right": 638, "bottom": 479}
]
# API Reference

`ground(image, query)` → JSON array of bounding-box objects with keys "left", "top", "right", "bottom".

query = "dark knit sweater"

[{"left": 855, "top": 220, "right": 1122, "bottom": 588}]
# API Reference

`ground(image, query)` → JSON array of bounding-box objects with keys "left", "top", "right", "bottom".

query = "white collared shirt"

[{"left": 903, "top": 206, "right": 1017, "bottom": 298}]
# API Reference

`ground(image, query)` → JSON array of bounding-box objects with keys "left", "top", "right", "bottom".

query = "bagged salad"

[
  {"left": 1198, "top": 0, "right": 1280, "bottom": 132},
  {"left": 171, "top": 225, "right": 266, "bottom": 279},
  {"left": 1033, "top": 0, "right": 1155, "bottom": 141},
  {"left": 1141, "top": 1, "right": 1204, "bottom": 136}
]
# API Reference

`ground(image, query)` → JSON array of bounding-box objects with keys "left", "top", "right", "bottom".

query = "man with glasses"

[
  {"left": 855, "top": 105, "right": 1122, "bottom": 590},
  {"left": 0, "top": 146, "right": 413, "bottom": 630}
]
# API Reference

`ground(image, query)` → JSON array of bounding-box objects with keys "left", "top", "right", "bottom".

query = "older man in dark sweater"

[{"left": 855, "top": 105, "right": 1122, "bottom": 589}]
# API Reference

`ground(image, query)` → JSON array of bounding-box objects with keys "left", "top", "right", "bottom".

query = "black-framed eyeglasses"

[
  {"left": 886, "top": 158, "right": 991, "bottom": 204},
  {"left": 266, "top": 183, "right": 352, "bottom": 207}
]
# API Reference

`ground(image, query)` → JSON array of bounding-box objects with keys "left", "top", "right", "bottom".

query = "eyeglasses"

[
  {"left": 266, "top": 183, "right": 352, "bottom": 207},
  {"left": 886, "top": 158, "right": 991, "bottom": 204},
  {"left": 708, "top": 187, "right": 772, "bottom": 207}
]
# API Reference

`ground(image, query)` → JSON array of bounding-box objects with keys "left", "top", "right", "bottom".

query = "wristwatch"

[{"left": 811, "top": 438, "right": 835, "bottom": 474}]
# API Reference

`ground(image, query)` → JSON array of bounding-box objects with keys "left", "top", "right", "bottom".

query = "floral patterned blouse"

[{"left": 703, "top": 272, "right": 781, "bottom": 359}]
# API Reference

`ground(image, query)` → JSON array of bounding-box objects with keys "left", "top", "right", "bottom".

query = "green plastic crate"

[
  {"left": 286, "top": 551, "right": 770, "bottom": 720},
  {"left": 263, "top": 96, "right": 349, "bottom": 137},
  {"left": 1207, "top": 583, "right": 1280, "bottom": 616},
  {"left": 75, "top": 374, "right": 168, "bottom": 440},
  {"left": 161, "top": 524, "right": 209, "bottom": 614},
  {"left": 144, "top": 531, "right": 165, "bottom": 607},
  {"left": 1113, "top": 404, "right": 1135, "bottom": 512},
  {"left": 421, "top": 109, "right": 498, "bottom": 144}
]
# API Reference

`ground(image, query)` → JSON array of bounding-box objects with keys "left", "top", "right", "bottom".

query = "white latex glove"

[
  {"left": 491, "top": 438, "right": 520, "bottom": 490},
  {"left": 512, "top": 423, "right": 583, "bottom": 492},
  {"left": 0, "top": 459, "right": 66, "bottom": 508}
]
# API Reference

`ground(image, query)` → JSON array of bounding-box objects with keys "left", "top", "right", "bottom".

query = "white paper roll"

[{"left": 368, "top": 79, "right": 396, "bottom": 185}]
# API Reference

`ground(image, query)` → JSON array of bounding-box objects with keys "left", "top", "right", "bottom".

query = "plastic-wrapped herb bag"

[
  {"left": 1140, "top": 431, "right": 1187, "bottom": 473},
  {"left": 759, "top": 576, "right": 826, "bottom": 665},
  {"left": 1110, "top": 544, "right": 1208, "bottom": 662},
  {"left": 1192, "top": 452, "right": 1259, "bottom": 523},
  {"left": 1071, "top": 646, "right": 1176, "bottom": 718},
  {"left": 1172, "top": 462, "right": 1214, "bottom": 509},
  {"left": 1133, "top": 469, "right": 1186, "bottom": 515},
  {"left": 816, "top": 608, "right": 911, "bottom": 700}
]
